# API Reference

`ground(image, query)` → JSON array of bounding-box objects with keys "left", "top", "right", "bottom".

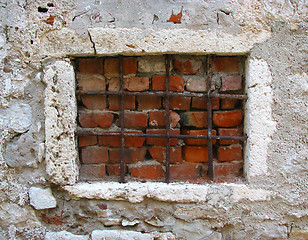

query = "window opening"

[{"left": 75, "top": 55, "right": 247, "bottom": 183}]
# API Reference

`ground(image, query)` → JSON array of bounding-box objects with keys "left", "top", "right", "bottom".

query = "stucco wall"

[{"left": 0, "top": 0, "right": 307, "bottom": 239}]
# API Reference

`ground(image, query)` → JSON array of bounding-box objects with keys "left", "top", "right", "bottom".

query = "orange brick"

[
  {"left": 146, "top": 129, "right": 180, "bottom": 146},
  {"left": 180, "top": 111, "right": 207, "bottom": 128},
  {"left": 77, "top": 74, "right": 106, "bottom": 91},
  {"left": 79, "top": 112, "right": 113, "bottom": 128},
  {"left": 191, "top": 97, "right": 219, "bottom": 110},
  {"left": 108, "top": 95, "right": 135, "bottom": 110},
  {"left": 219, "top": 127, "right": 242, "bottom": 145},
  {"left": 131, "top": 165, "right": 164, "bottom": 180},
  {"left": 212, "top": 57, "right": 241, "bottom": 73},
  {"left": 148, "top": 146, "right": 182, "bottom": 163},
  {"left": 137, "top": 96, "right": 162, "bottom": 110},
  {"left": 109, "top": 148, "right": 147, "bottom": 164},
  {"left": 152, "top": 75, "right": 184, "bottom": 92},
  {"left": 78, "top": 136, "right": 97, "bottom": 147},
  {"left": 81, "top": 146, "right": 108, "bottom": 164},
  {"left": 181, "top": 129, "right": 216, "bottom": 145},
  {"left": 78, "top": 58, "right": 103, "bottom": 74},
  {"left": 213, "top": 110, "right": 243, "bottom": 127},
  {"left": 218, "top": 146, "right": 242, "bottom": 161},
  {"left": 81, "top": 95, "right": 107, "bottom": 110},
  {"left": 80, "top": 164, "right": 106, "bottom": 179},
  {"left": 184, "top": 146, "right": 208, "bottom": 163},
  {"left": 170, "top": 163, "right": 200, "bottom": 181}
]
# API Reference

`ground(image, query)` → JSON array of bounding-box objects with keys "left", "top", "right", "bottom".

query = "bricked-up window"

[{"left": 75, "top": 55, "right": 247, "bottom": 183}]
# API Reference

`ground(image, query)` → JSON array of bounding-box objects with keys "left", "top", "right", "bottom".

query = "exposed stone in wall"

[{"left": 0, "top": 0, "right": 307, "bottom": 239}]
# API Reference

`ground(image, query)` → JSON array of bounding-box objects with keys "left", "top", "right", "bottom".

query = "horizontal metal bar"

[
  {"left": 211, "top": 93, "right": 248, "bottom": 99},
  {"left": 75, "top": 129, "right": 247, "bottom": 140},
  {"left": 76, "top": 90, "right": 248, "bottom": 99}
]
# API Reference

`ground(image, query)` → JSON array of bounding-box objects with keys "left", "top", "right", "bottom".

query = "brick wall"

[{"left": 76, "top": 55, "right": 245, "bottom": 183}]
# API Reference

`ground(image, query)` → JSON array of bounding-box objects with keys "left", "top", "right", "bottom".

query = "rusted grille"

[{"left": 75, "top": 55, "right": 247, "bottom": 183}]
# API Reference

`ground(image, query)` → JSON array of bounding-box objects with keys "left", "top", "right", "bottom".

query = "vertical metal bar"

[
  {"left": 165, "top": 55, "right": 171, "bottom": 183},
  {"left": 119, "top": 56, "right": 125, "bottom": 183},
  {"left": 206, "top": 56, "right": 214, "bottom": 180}
]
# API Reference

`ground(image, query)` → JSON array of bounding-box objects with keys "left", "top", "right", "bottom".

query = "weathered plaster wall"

[{"left": 0, "top": 0, "right": 307, "bottom": 239}]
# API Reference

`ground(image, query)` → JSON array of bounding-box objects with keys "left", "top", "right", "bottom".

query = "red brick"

[
  {"left": 148, "top": 146, "right": 182, "bottom": 163},
  {"left": 212, "top": 57, "right": 240, "bottom": 73},
  {"left": 78, "top": 136, "right": 97, "bottom": 147},
  {"left": 221, "top": 75, "right": 242, "bottom": 91},
  {"left": 213, "top": 110, "right": 243, "bottom": 127},
  {"left": 174, "top": 59, "right": 200, "bottom": 74},
  {"left": 109, "top": 77, "right": 149, "bottom": 91},
  {"left": 79, "top": 112, "right": 113, "bottom": 128},
  {"left": 146, "top": 129, "right": 180, "bottom": 146},
  {"left": 106, "top": 164, "right": 127, "bottom": 176},
  {"left": 181, "top": 129, "right": 216, "bottom": 145},
  {"left": 180, "top": 111, "right": 207, "bottom": 128},
  {"left": 214, "top": 162, "right": 242, "bottom": 180},
  {"left": 152, "top": 75, "right": 184, "bottom": 92},
  {"left": 81, "top": 95, "right": 107, "bottom": 110},
  {"left": 149, "top": 111, "right": 180, "bottom": 128},
  {"left": 108, "top": 77, "right": 120, "bottom": 91},
  {"left": 77, "top": 74, "right": 106, "bottom": 91},
  {"left": 108, "top": 95, "right": 135, "bottom": 110},
  {"left": 123, "top": 57, "right": 137, "bottom": 76},
  {"left": 191, "top": 97, "right": 219, "bottom": 110},
  {"left": 130, "top": 165, "right": 164, "bottom": 180},
  {"left": 167, "top": 96, "right": 191, "bottom": 110},
  {"left": 81, "top": 146, "right": 108, "bottom": 164},
  {"left": 184, "top": 146, "right": 208, "bottom": 163},
  {"left": 221, "top": 99, "right": 238, "bottom": 109},
  {"left": 98, "top": 131, "right": 145, "bottom": 147},
  {"left": 78, "top": 58, "right": 103, "bottom": 74},
  {"left": 109, "top": 148, "right": 147, "bottom": 164},
  {"left": 218, "top": 146, "right": 242, "bottom": 161},
  {"left": 186, "top": 78, "right": 207, "bottom": 92},
  {"left": 125, "top": 77, "right": 149, "bottom": 91},
  {"left": 124, "top": 133, "right": 146, "bottom": 147},
  {"left": 219, "top": 127, "right": 242, "bottom": 145},
  {"left": 104, "top": 57, "right": 137, "bottom": 77},
  {"left": 80, "top": 164, "right": 105, "bottom": 179},
  {"left": 123, "top": 112, "right": 147, "bottom": 128},
  {"left": 170, "top": 163, "right": 200, "bottom": 181},
  {"left": 137, "top": 96, "right": 161, "bottom": 110},
  {"left": 104, "top": 58, "right": 119, "bottom": 78}
]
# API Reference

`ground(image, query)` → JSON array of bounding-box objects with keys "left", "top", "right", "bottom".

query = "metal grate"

[{"left": 76, "top": 55, "right": 248, "bottom": 183}]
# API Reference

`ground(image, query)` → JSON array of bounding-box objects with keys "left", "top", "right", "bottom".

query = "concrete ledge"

[
  {"left": 88, "top": 27, "right": 271, "bottom": 56},
  {"left": 63, "top": 182, "right": 274, "bottom": 203}
]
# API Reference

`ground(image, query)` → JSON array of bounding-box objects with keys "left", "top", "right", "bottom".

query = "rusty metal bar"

[
  {"left": 206, "top": 56, "right": 214, "bottom": 181},
  {"left": 164, "top": 55, "right": 171, "bottom": 183},
  {"left": 119, "top": 56, "right": 125, "bottom": 183},
  {"left": 76, "top": 90, "right": 247, "bottom": 99},
  {"left": 76, "top": 129, "right": 247, "bottom": 140}
]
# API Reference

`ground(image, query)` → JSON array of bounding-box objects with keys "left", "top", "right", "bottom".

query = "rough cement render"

[{"left": 0, "top": 0, "right": 307, "bottom": 239}]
